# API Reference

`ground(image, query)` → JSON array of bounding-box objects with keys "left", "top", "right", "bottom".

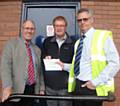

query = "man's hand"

[
  {"left": 45, "top": 56, "right": 51, "bottom": 59},
  {"left": 56, "top": 60, "right": 64, "bottom": 70},
  {"left": 39, "top": 90, "right": 45, "bottom": 95},
  {"left": 81, "top": 81, "right": 96, "bottom": 90},
  {"left": 2, "top": 87, "right": 12, "bottom": 102}
]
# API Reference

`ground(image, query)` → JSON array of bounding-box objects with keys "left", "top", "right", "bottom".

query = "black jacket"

[{"left": 42, "top": 35, "right": 76, "bottom": 89}]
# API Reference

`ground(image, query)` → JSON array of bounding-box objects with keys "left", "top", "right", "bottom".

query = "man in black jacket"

[{"left": 42, "top": 16, "right": 76, "bottom": 106}]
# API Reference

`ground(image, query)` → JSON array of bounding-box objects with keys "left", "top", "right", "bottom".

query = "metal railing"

[{"left": 1, "top": 92, "right": 115, "bottom": 103}]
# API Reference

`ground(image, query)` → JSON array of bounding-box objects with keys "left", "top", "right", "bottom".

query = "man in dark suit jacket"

[{"left": 1, "top": 20, "right": 45, "bottom": 106}]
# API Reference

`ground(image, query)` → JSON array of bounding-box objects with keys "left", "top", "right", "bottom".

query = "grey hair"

[
  {"left": 77, "top": 8, "right": 94, "bottom": 17},
  {"left": 22, "top": 19, "right": 36, "bottom": 29}
]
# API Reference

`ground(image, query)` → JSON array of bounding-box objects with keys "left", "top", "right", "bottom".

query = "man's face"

[
  {"left": 54, "top": 20, "right": 67, "bottom": 38},
  {"left": 77, "top": 12, "right": 93, "bottom": 33},
  {"left": 22, "top": 21, "right": 35, "bottom": 42}
]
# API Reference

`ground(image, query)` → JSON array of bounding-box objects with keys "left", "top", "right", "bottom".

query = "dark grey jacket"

[{"left": 43, "top": 35, "right": 75, "bottom": 89}]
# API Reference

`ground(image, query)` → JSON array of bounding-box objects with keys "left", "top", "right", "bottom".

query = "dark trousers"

[
  {"left": 46, "top": 86, "right": 72, "bottom": 106},
  {"left": 73, "top": 79, "right": 103, "bottom": 106},
  {"left": 18, "top": 84, "right": 35, "bottom": 106}
]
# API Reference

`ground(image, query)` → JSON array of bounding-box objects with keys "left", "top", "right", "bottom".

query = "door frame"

[{"left": 21, "top": 2, "right": 80, "bottom": 37}]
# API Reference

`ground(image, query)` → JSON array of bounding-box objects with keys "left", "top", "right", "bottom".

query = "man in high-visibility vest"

[{"left": 68, "top": 8, "right": 120, "bottom": 106}]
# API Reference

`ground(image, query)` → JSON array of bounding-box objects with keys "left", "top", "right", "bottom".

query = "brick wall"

[
  {"left": 0, "top": 1, "right": 120, "bottom": 106},
  {"left": 81, "top": 1, "right": 120, "bottom": 106},
  {"left": 0, "top": 1, "right": 22, "bottom": 57}
]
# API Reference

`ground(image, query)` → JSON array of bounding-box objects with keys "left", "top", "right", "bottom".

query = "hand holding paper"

[{"left": 43, "top": 59, "right": 62, "bottom": 71}]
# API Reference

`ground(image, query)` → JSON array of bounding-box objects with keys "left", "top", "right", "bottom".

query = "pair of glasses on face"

[
  {"left": 24, "top": 27, "right": 35, "bottom": 31},
  {"left": 77, "top": 17, "right": 91, "bottom": 23},
  {"left": 54, "top": 25, "right": 66, "bottom": 27}
]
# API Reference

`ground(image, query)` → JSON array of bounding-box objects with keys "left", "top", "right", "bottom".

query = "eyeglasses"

[
  {"left": 77, "top": 17, "right": 90, "bottom": 23},
  {"left": 24, "top": 27, "right": 35, "bottom": 31},
  {"left": 54, "top": 25, "right": 66, "bottom": 27}
]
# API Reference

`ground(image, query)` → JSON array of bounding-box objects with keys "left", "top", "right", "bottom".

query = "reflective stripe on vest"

[{"left": 68, "top": 29, "right": 114, "bottom": 96}]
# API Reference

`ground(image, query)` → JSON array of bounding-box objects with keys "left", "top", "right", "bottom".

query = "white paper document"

[{"left": 43, "top": 59, "right": 62, "bottom": 71}]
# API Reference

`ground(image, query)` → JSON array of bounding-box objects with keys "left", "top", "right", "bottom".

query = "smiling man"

[
  {"left": 68, "top": 8, "right": 120, "bottom": 106},
  {"left": 42, "top": 16, "right": 75, "bottom": 106},
  {"left": 1, "top": 20, "right": 45, "bottom": 106}
]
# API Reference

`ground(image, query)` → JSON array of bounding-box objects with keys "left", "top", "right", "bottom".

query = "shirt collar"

[
  {"left": 56, "top": 34, "right": 67, "bottom": 41},
  {"left": 24, "top": 39, "right": 32, "bottom": 46},
  {"left": 50, "top": 33, "right": 72, "bottom": 44},
  {"left": 84, "top": 27, "right": 95, "bottom": 37},
  {"left": 20, "top": 36, "right": 32, "bottom": 46}
]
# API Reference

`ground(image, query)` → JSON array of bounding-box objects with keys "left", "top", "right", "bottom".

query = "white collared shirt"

[{"left": 76, "top": 27, "right": 120, "bottom": 86}]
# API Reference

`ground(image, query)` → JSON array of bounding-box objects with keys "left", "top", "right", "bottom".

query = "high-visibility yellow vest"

[{"left": 68, "top": 29, "right": 114, "bottom": 96}]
